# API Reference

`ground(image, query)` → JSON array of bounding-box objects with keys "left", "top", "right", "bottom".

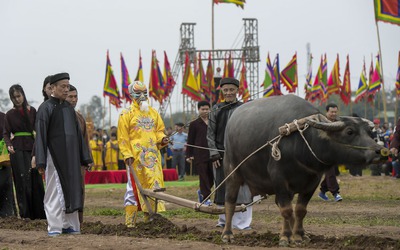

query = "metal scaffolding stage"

[{"left": 160, "top": 18, "right": 260, "bottom": 120}]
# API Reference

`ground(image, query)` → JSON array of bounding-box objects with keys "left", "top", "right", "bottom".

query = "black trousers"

[
  {"left": 320, "top": 166, "right": 340, "bottom": 195},
  {"left": 0, "top": 165, "right": 16, "bottom": 217},
  {"left": 10, "top": 150, "right": 46, "bottom": 219},
  {"left": 195, "top": 160, "right": 214, "bottom": 200}
]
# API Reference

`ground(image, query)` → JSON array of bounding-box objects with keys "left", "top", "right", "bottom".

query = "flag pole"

[
  {"left": 102, "top": 97, "right": 106, "bottom": 132},
  {"left": 395, "top": 96, "right": 398, "bottom": 124},
  {"left": 374, "top": 20, "right": 388, "bottom": 123},
  {"left": 212, "top": 0, "right": 215, "bottom": 51},
  {"left": 108, "top": 102, "right": 111, "bottom": 129}
]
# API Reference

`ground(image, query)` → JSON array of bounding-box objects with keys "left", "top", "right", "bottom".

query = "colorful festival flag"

[
  {"left": 197, "top": 53, "right": 209, "bottom": 99},
  {"left": 304, "top": 54, "right": 313, "bottom": 100},
  {"left": 103, "top": 50, "right": 121, "bottom": 108},
  {"left": 182, "top": 51, "right": 202, "bottom": 101},
  {"left": 213, "top": 0, "right": 246, "bottom": 8},
  {"left": 327, "top": 54, "right": 341, "bottom": 96},
  {"left": 149, "top": 50, "right": 165, "bottom": 104},
  {"left": 310, "top": 55, "right": 324, "bottom": 103},
  {"left": 261, "top": 53, "right": 276, "bottom": 97},
  {"left": 238, "top": 56, "right": 250, "bottom": 102},
  {"left": 120, "top": 53, "right": 132, "bottom": 103},
  {"left": 320, "top": 54, "right": 328, "bottom": 102},
  {"left": 134, "top": 51, "right": 144, "bottom": 82},
  {"left": 374, "top": 0, "right": 400, "bottom": 26},
  {"left": 272, "top": 54, "right": 282, "bottom": 95},
  {"left": 396, "top": 51, "right": 400, "bottom": 97},
  {"left": 163, "top": 51, "right": 176, "bottom": 98},
  {"left": 206, "top": 53, "right": 216, "bottom": 103},
  {"left": 355, "top": 60, "right": 368, "bottom": 103},
  {"left": 340, "top": 55, "right": 351, "bottom": 105},
  {"left": 280, "top": 52, "right": 298, "bottom": 93},
  {"left": 369, "top": 54, "right": 382, "bottom": 96}
]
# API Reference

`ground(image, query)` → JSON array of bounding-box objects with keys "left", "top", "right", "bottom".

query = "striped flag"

[
  {"left": 355, "top": 60, "right": 368, "bottom": 103},
  {"left": 340, "top": 55, "right": 351, "bottom": 105},
  {"left": 103, "top": 50, "right": 121, "bottom": 108},
  {"left": 261, "top": 53, "right": 276, "bottom": 97},
  {"left": 120, "top": 53, "right": 132, "bottom": 103},
  {"left": 368, "top": 54, "right": 382, "bottom": 96}
]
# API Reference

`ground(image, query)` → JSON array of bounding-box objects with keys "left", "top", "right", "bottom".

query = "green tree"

[
  {"left": 79, "top": 95, "right": 106, "bottom": 129},
  {"left": 0, "top": 89, "right": 11, "bottom": 111}
]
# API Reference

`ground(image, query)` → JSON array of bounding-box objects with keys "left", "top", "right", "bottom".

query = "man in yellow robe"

[
  {"left": 89, "top": 131, "right": 104, "bottom": 171},
  {"left": 104, "top": 133, "right": 119, "bottom": 171},
  {"left": 118, "top": 81, "right": 169, "bottom": 227}
]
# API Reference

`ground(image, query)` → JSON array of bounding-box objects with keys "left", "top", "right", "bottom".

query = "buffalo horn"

[
  {"left": 361, "top": 118, "right": 374, "bottom": 128},
  {"left": 306, "top": 118, "right": 346, "bottom": 131}
]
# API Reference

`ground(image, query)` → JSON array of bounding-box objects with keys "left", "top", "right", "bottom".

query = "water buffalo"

[{"left": 222, "top": 95, "right": 388, "bottom": 246}]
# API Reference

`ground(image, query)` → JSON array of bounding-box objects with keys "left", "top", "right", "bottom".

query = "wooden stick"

[{"left": 128, "top": 165, "right": 154, "bottom": 215}]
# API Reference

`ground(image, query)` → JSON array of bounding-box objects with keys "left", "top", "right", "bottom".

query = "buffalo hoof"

[
  {"left": 222, "top": 231, "right": 234, "bottom": 243},
  {"left": 279, "top": 236, "right": 289, "bottom": 247},
  {"left": 291, "top": 234, "right": 303, "bottom": 245}
]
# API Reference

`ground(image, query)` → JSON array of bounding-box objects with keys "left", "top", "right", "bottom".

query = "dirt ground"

[{"left": 1, "top": 174, "right": 400, "bottom": 249}]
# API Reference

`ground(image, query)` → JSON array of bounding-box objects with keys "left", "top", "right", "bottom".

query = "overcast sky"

[{"left": 1, "top": 0, "right": 399, "bottom": 124}]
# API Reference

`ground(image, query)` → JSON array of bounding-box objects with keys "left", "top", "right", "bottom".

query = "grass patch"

[{"left": 86, "top": 207, "right": 124, "bottom": 216}]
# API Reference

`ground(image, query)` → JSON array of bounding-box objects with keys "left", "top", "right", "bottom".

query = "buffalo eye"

[{"left": 346, "top": 129, "right": 354, "bottom": 136}]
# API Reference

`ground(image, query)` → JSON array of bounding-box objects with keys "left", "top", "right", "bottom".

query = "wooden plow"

[{"left": 128, "top": 165, "right": 247, "bottom": 216}]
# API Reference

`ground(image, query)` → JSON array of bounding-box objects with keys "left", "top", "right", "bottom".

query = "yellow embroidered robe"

[{"left": 118, "top": 102, "right": 166, "bottom": 212}]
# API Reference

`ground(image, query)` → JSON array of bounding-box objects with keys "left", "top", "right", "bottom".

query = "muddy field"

[{"left": 1, "top": 174, "right": 400, "bottom": 249}]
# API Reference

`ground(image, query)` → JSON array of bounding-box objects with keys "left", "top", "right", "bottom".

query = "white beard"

[{"left": 140, "top": 101, "right": 149, "bottom": 112}]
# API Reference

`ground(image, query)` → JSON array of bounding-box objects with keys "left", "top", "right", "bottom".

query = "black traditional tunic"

[
  {"left": 35, "top": 97, "right": 92, "bottom": 213},
  {"left": 3, "top": 107, "right": 45, "bottom": 219}
]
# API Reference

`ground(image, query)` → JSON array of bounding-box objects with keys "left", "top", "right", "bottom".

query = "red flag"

[
  {"left": 340, "top": 55, "right": 351, "bottom": 105},
  {"left": 206, "top": 53, "right": 216, "bottom": 103},
  {"left": 149, "top": 50, "right": 165, "bottom": 104},
  {"left": 239, "top": 57, "right": 250, "bottom": 102},
  {"left": 327, "top": 54, "right": 341, "bottom": 96}
]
